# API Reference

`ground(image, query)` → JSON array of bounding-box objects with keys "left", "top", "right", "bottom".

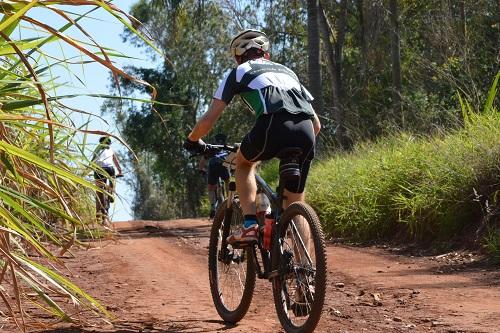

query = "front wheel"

[
  {"left": 272, "top": 202, "right": 327, "bottom": 333},
  {"left": 208, "top": 199, "right": 256, "bottom": 323}
]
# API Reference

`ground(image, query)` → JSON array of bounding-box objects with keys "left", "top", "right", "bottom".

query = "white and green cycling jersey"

[{"left": 214, "top": 58, "right": 315, "bottom": 118}]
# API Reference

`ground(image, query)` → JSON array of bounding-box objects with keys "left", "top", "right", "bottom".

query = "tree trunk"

[
  {"left": 319, "top": 0, "right": 349, "bottom": 149},
  {"left": 389, "top": 0, "right": 402, "bottom": 126},
  {"left": 459, "top": 0, "right": 466, "bottom": 40},
  {"left": 356, "top": 0, "right": 367, "bottom": 83},
  {"left": 307, "top": 0, "right": 323, "bottom": 115}
]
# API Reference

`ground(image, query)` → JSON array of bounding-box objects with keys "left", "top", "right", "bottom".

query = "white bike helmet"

[{"left": 230, "top": 29, "right": 270, "bottom": 57}]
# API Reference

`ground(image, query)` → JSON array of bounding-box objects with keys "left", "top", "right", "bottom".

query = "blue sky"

[{"left": 27, "top": 0, "right": 157, "bottom": 221}]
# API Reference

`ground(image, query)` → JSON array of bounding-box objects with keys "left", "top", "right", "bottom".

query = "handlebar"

[
  {"left": 205, "top": 144, "right": 238, "bottom": 153},
  {"left": 190, "top": 143, "right": 238, "bottom": 158}
]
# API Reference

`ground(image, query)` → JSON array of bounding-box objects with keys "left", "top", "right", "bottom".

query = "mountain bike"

[
  {"left": 96, "top": 173, "right": 123, "bottom": 227},
  {"left": 206, "top": 143, "right": 327, "bottom": 333}
]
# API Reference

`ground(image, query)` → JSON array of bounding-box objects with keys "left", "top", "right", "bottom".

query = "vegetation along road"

[{"left": 4, "top": 219, "right": 497, "bottom": 333}]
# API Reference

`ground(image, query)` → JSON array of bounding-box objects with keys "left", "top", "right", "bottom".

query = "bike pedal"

[{"left": 268, "top": 270, "right": 279, "bottom": 280}]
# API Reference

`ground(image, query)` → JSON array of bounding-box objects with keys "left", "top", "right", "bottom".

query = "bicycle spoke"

[
  {"left": 210, "top": 201, "right": 255, "bottom": 320},
  {"left": 273, "top": 202, "right": 326, "bottom": 332},
  {"left": 290, "top": 220, "right": 314, "bottom": 266}
]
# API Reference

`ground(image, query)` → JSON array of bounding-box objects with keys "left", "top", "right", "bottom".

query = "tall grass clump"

[
  {"left": 0, "top": 1, "right": 158, "bottom": 330},
  {"left": 308, "top": 72, "right": 500, "bottom": 253}
]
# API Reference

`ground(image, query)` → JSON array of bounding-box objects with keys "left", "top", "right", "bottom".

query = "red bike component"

[{"left": 263, "top": 217, "right": 274, "bottom": 250}]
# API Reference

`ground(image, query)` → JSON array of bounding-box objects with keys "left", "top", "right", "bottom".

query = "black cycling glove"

[{"left": 183, "top": 138, "right": 206, "bottom": 154}]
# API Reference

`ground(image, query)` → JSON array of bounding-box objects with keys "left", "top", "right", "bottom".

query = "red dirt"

[{"left": 2, "top": 218, "right": 499, "bottom": 333}]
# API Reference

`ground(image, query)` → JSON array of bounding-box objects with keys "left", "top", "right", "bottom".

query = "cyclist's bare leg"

[
  {"left": 283, "top": 190, "right": 305, "bottom": 208},
  {"left": 223, "top": 178, "right": 229, "bottom": 195},
  {"left": 207, "top": 183, "right": 217, "bottom": 217},
  {"left": 284, "top": 189, "right": 311, "bottom": 264},
  {"left": 235, "top": 150, "right": 257, "bottom": 216},
  {"left": 207, "top": 183, "right": 217, "bottom": 203},
  {"left": 109, "top": 177, "right": 116, "bottom": 201},
  {"left": 95, "top": 179, "right": 106, "bottom": 220}
]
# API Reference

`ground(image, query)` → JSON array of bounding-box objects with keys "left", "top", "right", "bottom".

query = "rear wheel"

[
  {"left": 208, "top": 198, "right": 256, "bottom": 323},
  {"left": 272, "top": 202, "right": 327, "bottom": 333}
]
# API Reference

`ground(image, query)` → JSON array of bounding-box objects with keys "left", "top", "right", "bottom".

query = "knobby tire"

[
  {"left": 208, "top": 198, "right": 256, "bottom": 323},
  {"left": 272, "top": 202, "right": 327, "bottom": 333}
]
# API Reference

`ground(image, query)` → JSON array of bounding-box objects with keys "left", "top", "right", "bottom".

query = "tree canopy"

[{"left": 105, "top": 0, "right": 499, "bottom": 219}]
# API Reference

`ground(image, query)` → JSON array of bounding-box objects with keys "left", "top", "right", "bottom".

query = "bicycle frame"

[
  {"left": 207, "top": 143, "right": 326, "bottom": 333},
  {"left": 254, "top": 174, "right": 285, "bottom": 280},
  {"left": 206, "top": 143, "right": 304, "bottom": 279}
]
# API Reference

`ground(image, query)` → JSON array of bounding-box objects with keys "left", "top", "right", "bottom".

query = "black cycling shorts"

[
  {"left": 240, "top": 112, "right": 315, "bottom": 193},
  {"left": 207, "top": 157, "right": 230, "bottom": 186},
  {"left": 94, "top": 166, "right": 115, "bottom": 181}
]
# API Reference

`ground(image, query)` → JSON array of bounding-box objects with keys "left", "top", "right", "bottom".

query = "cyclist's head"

[
  {"left": 230, "top": 29, "right": 270, "bottom": 64},
  {"left": 99, "top": 136, "right": 111, "bottom": 145},
  {"left": 214, "top": 133, "right": 227, "bottom": 145}
]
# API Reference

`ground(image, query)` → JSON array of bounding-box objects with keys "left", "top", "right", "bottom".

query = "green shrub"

[{"left": 307, "top": 73, "right": 500, "bottom": 248}]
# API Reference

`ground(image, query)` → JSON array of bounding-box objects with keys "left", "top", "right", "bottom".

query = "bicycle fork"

[{"left": 219, "top": 180, "right": 237, "bottom": 259}]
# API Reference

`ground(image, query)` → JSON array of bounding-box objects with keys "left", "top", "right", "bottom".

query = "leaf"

[
  {"left": 0, "top": 140, "right": 99, "bottom": 191},
  {"left": 0, "top": 15, "right": 19, "bottom": 37},
  {"left": 483, "top": 71, "right": 500, "bottom": 114},
  {"left": 12, "top": 254, "right": 112, "bottom": 317},
  {"left": 0, "top": 37, "right": 50, "bottom": 55},
  {"left": 0, "top": 151, "right": 21, "bottom": 182},
  {"left": 0, "top": 0, "right": 39, "bottom": 33}
]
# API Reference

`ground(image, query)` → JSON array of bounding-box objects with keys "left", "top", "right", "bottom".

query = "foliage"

[
  {"left": 0, "top": 0, "right": 155, "bottom": 330},
  {"left": 307, "top": 73, "right": 499, "bottom": 254},
  {"left": 105, "top": 0, "right": 256, "bottom": 218},
  {"left": 112, "top": 0, "right": 498, "bottom": 222}
]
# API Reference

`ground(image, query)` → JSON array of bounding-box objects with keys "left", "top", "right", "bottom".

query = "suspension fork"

[{"left": 219, "top": 180, "right": 237, "bottom": 256}]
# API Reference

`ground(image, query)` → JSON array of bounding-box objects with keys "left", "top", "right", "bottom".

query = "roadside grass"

[
  {"left": 306, "top": 74, "right": 499, "bottom": 257},
  {"left": 308, "top": 120, "right": 499, "bottom": 240}
]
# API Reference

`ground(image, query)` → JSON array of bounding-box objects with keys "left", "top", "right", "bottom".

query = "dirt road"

[{"left": 5, "top": 219, "right": 499, "bottom": 333}]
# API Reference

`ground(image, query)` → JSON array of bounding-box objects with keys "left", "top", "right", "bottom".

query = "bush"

[{"left": 307, "top": 102, "right": 500, "bottom": 252}]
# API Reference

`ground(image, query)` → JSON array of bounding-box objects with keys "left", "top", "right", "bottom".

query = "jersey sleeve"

[{"left": 213, "top": 69, "right": 239, "bottom": 104}]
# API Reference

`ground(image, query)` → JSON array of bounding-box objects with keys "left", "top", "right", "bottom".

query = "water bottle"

[
  {"left": 255, "top": 192, "right": 271, "bottom": 224},
  {"left": 263, "top": 215, "right": 274, "bottom": 250}
]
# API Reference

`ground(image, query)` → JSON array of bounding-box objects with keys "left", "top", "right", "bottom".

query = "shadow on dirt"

[
  {"left": 117, "top": 224, "right": 211, "bottom": 240},
  {"left": 36, "top": 319, "right": 236, "bottom": 333}
]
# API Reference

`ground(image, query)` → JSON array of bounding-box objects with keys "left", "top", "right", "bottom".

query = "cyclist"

[
  {"left": 199, "top": 133, "right": 230, "bottom": 218},
  {"left": 184, "top": 29, "right": 321, "bottom": 244},
  {"left": 91, "top": 136, "right": 123, "bottom": 222}
]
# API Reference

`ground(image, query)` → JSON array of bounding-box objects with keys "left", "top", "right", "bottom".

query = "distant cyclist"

[
  {"left": 198, "top": 133, "right": 230, "bottom": 218},
  {"left": 184, "top": 29, "right": 321, "bottom": 244},
  {"left": 91, "top": 136, "right": 123, "bottom": 221}
]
